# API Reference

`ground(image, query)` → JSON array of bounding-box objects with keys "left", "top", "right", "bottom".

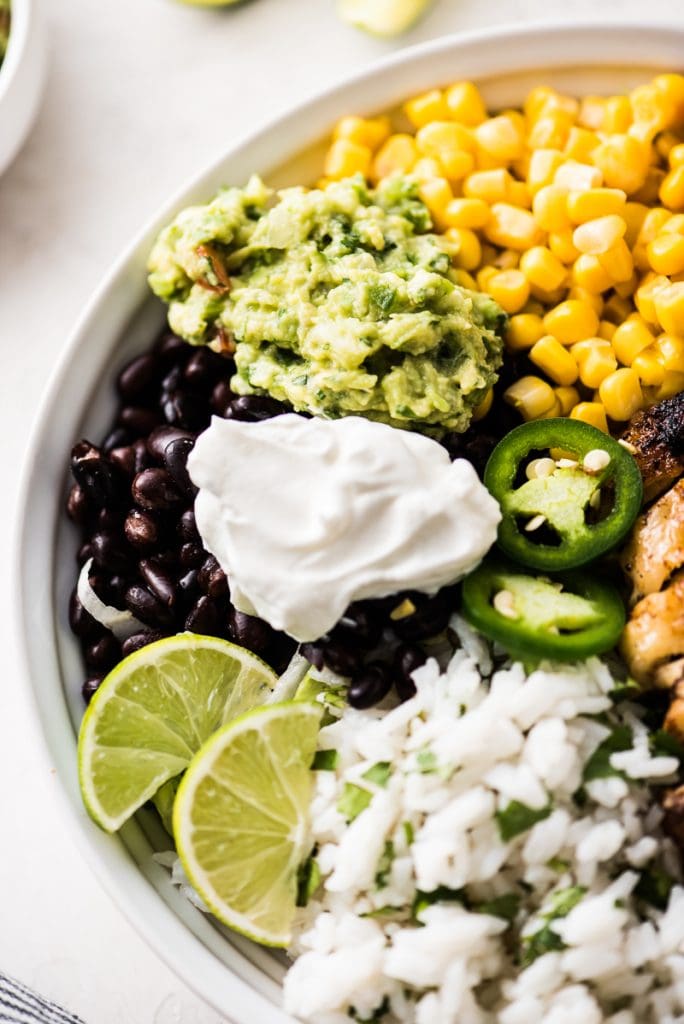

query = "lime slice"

[
  {"left": 173, "top": 701, "right": 322, "bottom": 947},
  {"left": 78, "top": 633, "right": 277, "bottom": 833},
  {"left": 337, "top": 0, "right": 433, "bottom": 35}
]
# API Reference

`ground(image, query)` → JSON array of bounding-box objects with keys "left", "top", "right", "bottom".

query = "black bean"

[
  {"left": 68, "top": 590, "right": 103, "bottom": 642},
  {"left": 97, "top": 508, "right": 121, "bottom": 531},
  {"left": 91, "top": 531, "right": 131, "bottom": 574},
  {"left": 85, "top": 634, "right": 121, "bottom": 673},
  {"left": 71, "top": 441, "right": 122, "bottom": 509},
  {"left": 124, "top": 509, "right": 158, "bottom": 549},
  {"left": 329, "top": 603, "right": 382, "bottom": 650},
  {"left": 318, "top": 641, "right": 363, "bottom": 678},
  {"left": 180, "top": 542, "right": 204, "bottom": 569},
  {"left": 391, "top": 590, "right": 454, "bottom": 642},
  {"left": 163, "top": 437, "right": 196, "bottom": 495},
  {"left": 224, "top": 395, "right": 288, "bottom": 422},
  {"left": 300, "top": 643, "right": 325, "bottom": 670},
  {"left": 198, "top": 555, "right": 228, "bottom": 598},
  {"left": 139, "top": 559, "right": 176, "bottom": 608},
  {"left": 161, "top": 390, "right": 206, "bottom": 430},
  {"left": 226, "top": 608, "right": 274, "bottom": 656},
  {"left": 211, "top": 380, "right": 234, "bottom": 417},
  {"left": 178, "top": 568, "right": 200, "bottom": 602},
  {"left": 161, "top": 365, "right": 183, "bottom": 394},
  {"left": 82, "top": 676, "right": 104, "bottom": 703},
  {"left": 131, "top": 468, "right": 183, "bottom": 511},
  {"left": 125, "top": 584, "right": 174, "bottom": 628},
  {"left": 146, "top": 425, "right": 195, "bottom": 463},
  {"left": 184, "top": 349, "right": 215, "bottom": 388},
  {"left": 77, "top": 541, "right": 94, "bottom": 566},
  {"left": 121, "top": 629, "right": 165, "bottom": 658},
  {"left": 266, "top": 635, "right": 299, "bottom": 675},
  {"left": 155, "top": 333, "right": 188, "bottom": 364},
  {"left": 118, "top": 406, "right": 161, "bottom": 437},
  {"left": 102, "top": 427, "right": 131, "bottom": 454},
  {"left": 185, "top": 595, "right": 220, "bottom": 634},
  {"left": 117, "top": 353, "right": 161, "bottom": 401},
  {"left": 108, "top": 445, "right": 137, "bottom": 477},
  {"left": 66, "top": 484, "right": 90, "bottom": 527},
  {"left": 393, "top": 644, "right": 426, "bottom": 702},
  {"left": 178, "top": 508, "right": 199, "bottom": 543},
  {"left": 348, "top": 662, "right": 393, "bottom": 709}
]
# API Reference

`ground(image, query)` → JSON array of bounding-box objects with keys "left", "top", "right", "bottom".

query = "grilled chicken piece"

[
  {"left": 621, "top": 480, "right": 684, "bottom": 604},
  {"left": 620, "top": 391, "right": 684, "bottom": 502},
  {"left": 620, "top": 573, "right": 684, "bottom": 684}
]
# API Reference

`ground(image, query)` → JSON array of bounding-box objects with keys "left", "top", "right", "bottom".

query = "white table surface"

[{"left": 0, "top": 0, "right": 681, "bottom": 1021}]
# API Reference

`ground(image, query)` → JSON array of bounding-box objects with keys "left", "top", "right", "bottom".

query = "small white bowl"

[
  {"left": 0, "top": 0, "right": 46, "bottom": 176},
  {"left": 15, "top": 21, "right": 684, "bottom": 1023}
]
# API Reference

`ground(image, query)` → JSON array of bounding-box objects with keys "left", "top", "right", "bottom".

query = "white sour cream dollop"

[{"left": 188, "top": 414, "right": 501, "bottom": 642}]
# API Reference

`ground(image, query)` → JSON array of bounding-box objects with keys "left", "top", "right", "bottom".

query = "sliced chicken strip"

[
  {"left": 620, "top": 573, "right": 684, "bottom": 685},
  {"left": 621, "top": 480, "right": 684, "bottom": 604},
  {"left": 620, "top": 391, "right": 684, "bottom": 503}
]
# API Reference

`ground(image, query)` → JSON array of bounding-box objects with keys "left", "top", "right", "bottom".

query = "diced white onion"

[{"left": 77, "top": 557, "right": 144, "bottom": 641}]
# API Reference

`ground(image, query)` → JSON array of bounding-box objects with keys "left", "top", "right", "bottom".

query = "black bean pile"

[{"left": 67, "top": 331, "right": 501, "bottom": 710}]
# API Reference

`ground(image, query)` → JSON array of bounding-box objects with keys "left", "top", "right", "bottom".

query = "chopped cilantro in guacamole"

[{"left": 148, "top": 174, "right": 505, "bottom": 432}]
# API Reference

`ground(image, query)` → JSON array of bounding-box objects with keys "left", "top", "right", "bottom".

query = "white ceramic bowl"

[
  {"left": 0, "top": 0, "right": 45, "bottom": 176},
  {"left": 16, "top": 21, "right": 684, "bottom": 1022}
]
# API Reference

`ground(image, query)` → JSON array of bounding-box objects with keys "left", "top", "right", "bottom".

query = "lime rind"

[
  {"left": 337, "top": 0, "right": 433, "bottom": 36},
  {"left": 173, "top": 701, "right": 322, "bottom": 947},
  {"left": 78, "top": 633, "right": 277, "bottom": 833}
]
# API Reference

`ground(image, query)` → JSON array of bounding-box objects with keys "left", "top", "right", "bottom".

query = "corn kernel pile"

[{"left": 322, "top": 75, "right": 684, "bottom": 431}]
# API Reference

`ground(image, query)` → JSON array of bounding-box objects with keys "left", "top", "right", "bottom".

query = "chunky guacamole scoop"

[{"left": 148, "top": 174, "right": 505, "bottom": 433}]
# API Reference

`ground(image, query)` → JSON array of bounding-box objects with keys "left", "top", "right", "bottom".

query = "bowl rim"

[{"left": 14, "top": 19, "right": 684, "bottom": 1022}]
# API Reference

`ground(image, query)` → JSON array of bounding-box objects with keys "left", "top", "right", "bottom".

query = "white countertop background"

[{"left": 0, "top": 0, "right": 681, "bottom": 1021}]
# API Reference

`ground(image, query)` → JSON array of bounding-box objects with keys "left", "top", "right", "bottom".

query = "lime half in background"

[
  {"left": 338, "top": 0, "right": 434, "bottom": 36},
  {"left": 78, "top": 634, "right": 277, "bottom": 833},
  {"left": 173, "top": 701, "right": 322, "bottom": 947}
]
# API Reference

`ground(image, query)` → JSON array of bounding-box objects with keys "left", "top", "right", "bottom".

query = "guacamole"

[{"left": 148, "top": 174, "right": 505, "bottom": 433}]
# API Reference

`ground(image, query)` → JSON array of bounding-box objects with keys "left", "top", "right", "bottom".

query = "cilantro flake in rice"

[{"left": 284, "top": 631, "right": 684, "bottom": 1024}]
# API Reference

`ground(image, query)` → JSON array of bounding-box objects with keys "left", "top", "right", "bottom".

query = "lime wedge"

[
  {"left": 78, "top": 634, "right": 277, "bottom": 833},
  {"left": 337, "top": 0, "right": 434, "bottom": 35},
  {"left": 173, "top": 701, "right": 322, "bottom": 947}
]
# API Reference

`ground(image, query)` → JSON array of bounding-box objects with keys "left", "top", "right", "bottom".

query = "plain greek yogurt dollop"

[{"left": 188, "top": 414, "right": 501, "bottom": 642}]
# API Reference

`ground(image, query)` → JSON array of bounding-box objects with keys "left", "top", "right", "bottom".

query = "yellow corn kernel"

[
  {"left": 537, "top": 397, "right": 563, "bottom": 419},
  {"left": 656, "top": 132, "right": 683, "bottom": 162},
  {"left": 372, "top": 134, "right": 417, "bottom": 180},
  {"left": 519, "top": 246, "right": 567, "bottom": 292},
  {"left": 452, "top": 269, "right": 478, "bottom": 290},
  {"left": 654, "top": 372, "right": 684, "bottom": 400},
  {"left": 654, "top": 74, "right": 684, "bottom": 121},
  {"left": 599, "top": 367, "right": 644, "bottom": 420},
  {"left": 444, "top": 81, "right": 487, "bottom": 126},
  {"left": 554, "top": 161, "right": 603, "bottom": 192},
  {"left": 463, "top": 168, "right": 512, "bottom": 203},
  {"left": 493, "top": 248, "right": 520, "bottom": 270},
  {"left": 611, "top": 315, "right": 655, "bottom": 366},
  {"left": 637, "top": 207, "right": 673, "bottom": 246},
  {"left": 597, "top": 238, "right": 634, "bottom": 283},
  {"left": 529, "top": 335, "right": 579, "bottom": 386},
  {"left": 506, "top": 313, "right": 545, "bottom": 351},
  {"left": 533, "top": 184, "right": 571, "bottom": 231},
  {"left": 660, "top": 166, "right": 684, "bottom": 211},
  {"left": 567, "top": 287, "right": 603, "bottom": 316},
  {"left": 528, "top": 110, "right": 574, "bottom": 151},
  {"left": 570, "top": 402, "right": 609, "bottom": 432},
  {"left": 425, "top": 150, "right": 473, "bottom": 182},
  {"left": 476, "top": 266, "right": 499, "bottom": 291},
  {"left": 578, "top": 96, "right": 606, "bottom": 131},
  {"left": 504, "top": 376, "right": 558, "bottom": 421},
  {"left": 603, "top": 293, "right": 634, "bottom": 325},
  {"left": 472, "top": 387, "right": 494, "bottom": 421},
  {"left": 334, "top": 116, "right": 391, "bottom": 150},
  {"left": 524, "top": 86, "right": 578, "bottom": 122},
  {"left": 564, "top": 127, "right": 600, "bottom": 163},
  {"left": 592, "top": 135, "right": 651, "bottom": 194},
  {"left": 443, "top": 197, "right": 490, "bottom": 229},
  {"left": 655, "top": 333, "right": 684, "bottom": 373},
  {"left": 630, "top": 82, "right": 672, "bottom": 137},
  {"left": 485, "top": 269, "right": 530, "bottom": 314},
  {"left": 549, "top": 229, "right": 581, "bottom": 265},
  {"left": 475, "top": 115, "right": 526, "bottom": 164},
  {"left": 527, "top": 149, "right": 565, "bottom": 193},
  {"left": 411, "top": 157, "right": 445, "bottom": 181},
  {"left": 485, "top": 203, "right": 544, "bottom": 251},
  {"left": 324, "top": 139, "right": 372, "bottom": 180},
  {"left": 543, "top": 299, "right": 599, "bottom": 344},
  {"left": 418, "top": 178, "right": 454, "bottom": 229},
  {"left": 647, "top": 232, "right": 684, "bottom": 276},
  {"left": 572, "top": 253, "right": 613, "bottom": 293},
  {"left": 670, "top": 144, "right": 684, "bottom": 169},
  {"left": 614, "top": 272, "right": 638, "bottom": 299},
  {"left": 522, "top": 300, "right": 546, "bottom": 316},
  {"left": 566, "top": 187, "right": 627, "bottom": 224},
  {"left": 663, "top": 214, "right": 684, "bottom": 234},
  {"left": 416, "top": 121, "right": 474, "bottom": 154},
  {"left": 598, "top": 320, "right": 616, "bottom": 341},
  {"left": 655, "top": 282, "right": 684, "bottom": 335},
  {"left": 404, "top": 89, "right": 448, "bottom": 128},
  {"left": 444, "top": 227, "right": 482, "bottom": 271},
  {"left": 554, "top": 386, "right": 580, "bottom": 415},
  {"left": 508, "top": 181, "right": 532, "bottom": 209},
  {"left": 632, "top": 347, "right": 666, "bottom": 386},
  {"left": 572, "top": 214, "right": 626, "bottom": 255},
  {"left": 602, "top": 95, "right": 633, "bottom": 133},
  {"left": 635, "top": 274, "right": 671, "bottom": 324},
  {"left": 571, "top": 338, "right": 618, "bottom": 389},
  {"left": 622, "top": 202, "right": 650, "bottom": 247},
  {"left": 632, "top": 167, "right": 667, "bottom": 206}
]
